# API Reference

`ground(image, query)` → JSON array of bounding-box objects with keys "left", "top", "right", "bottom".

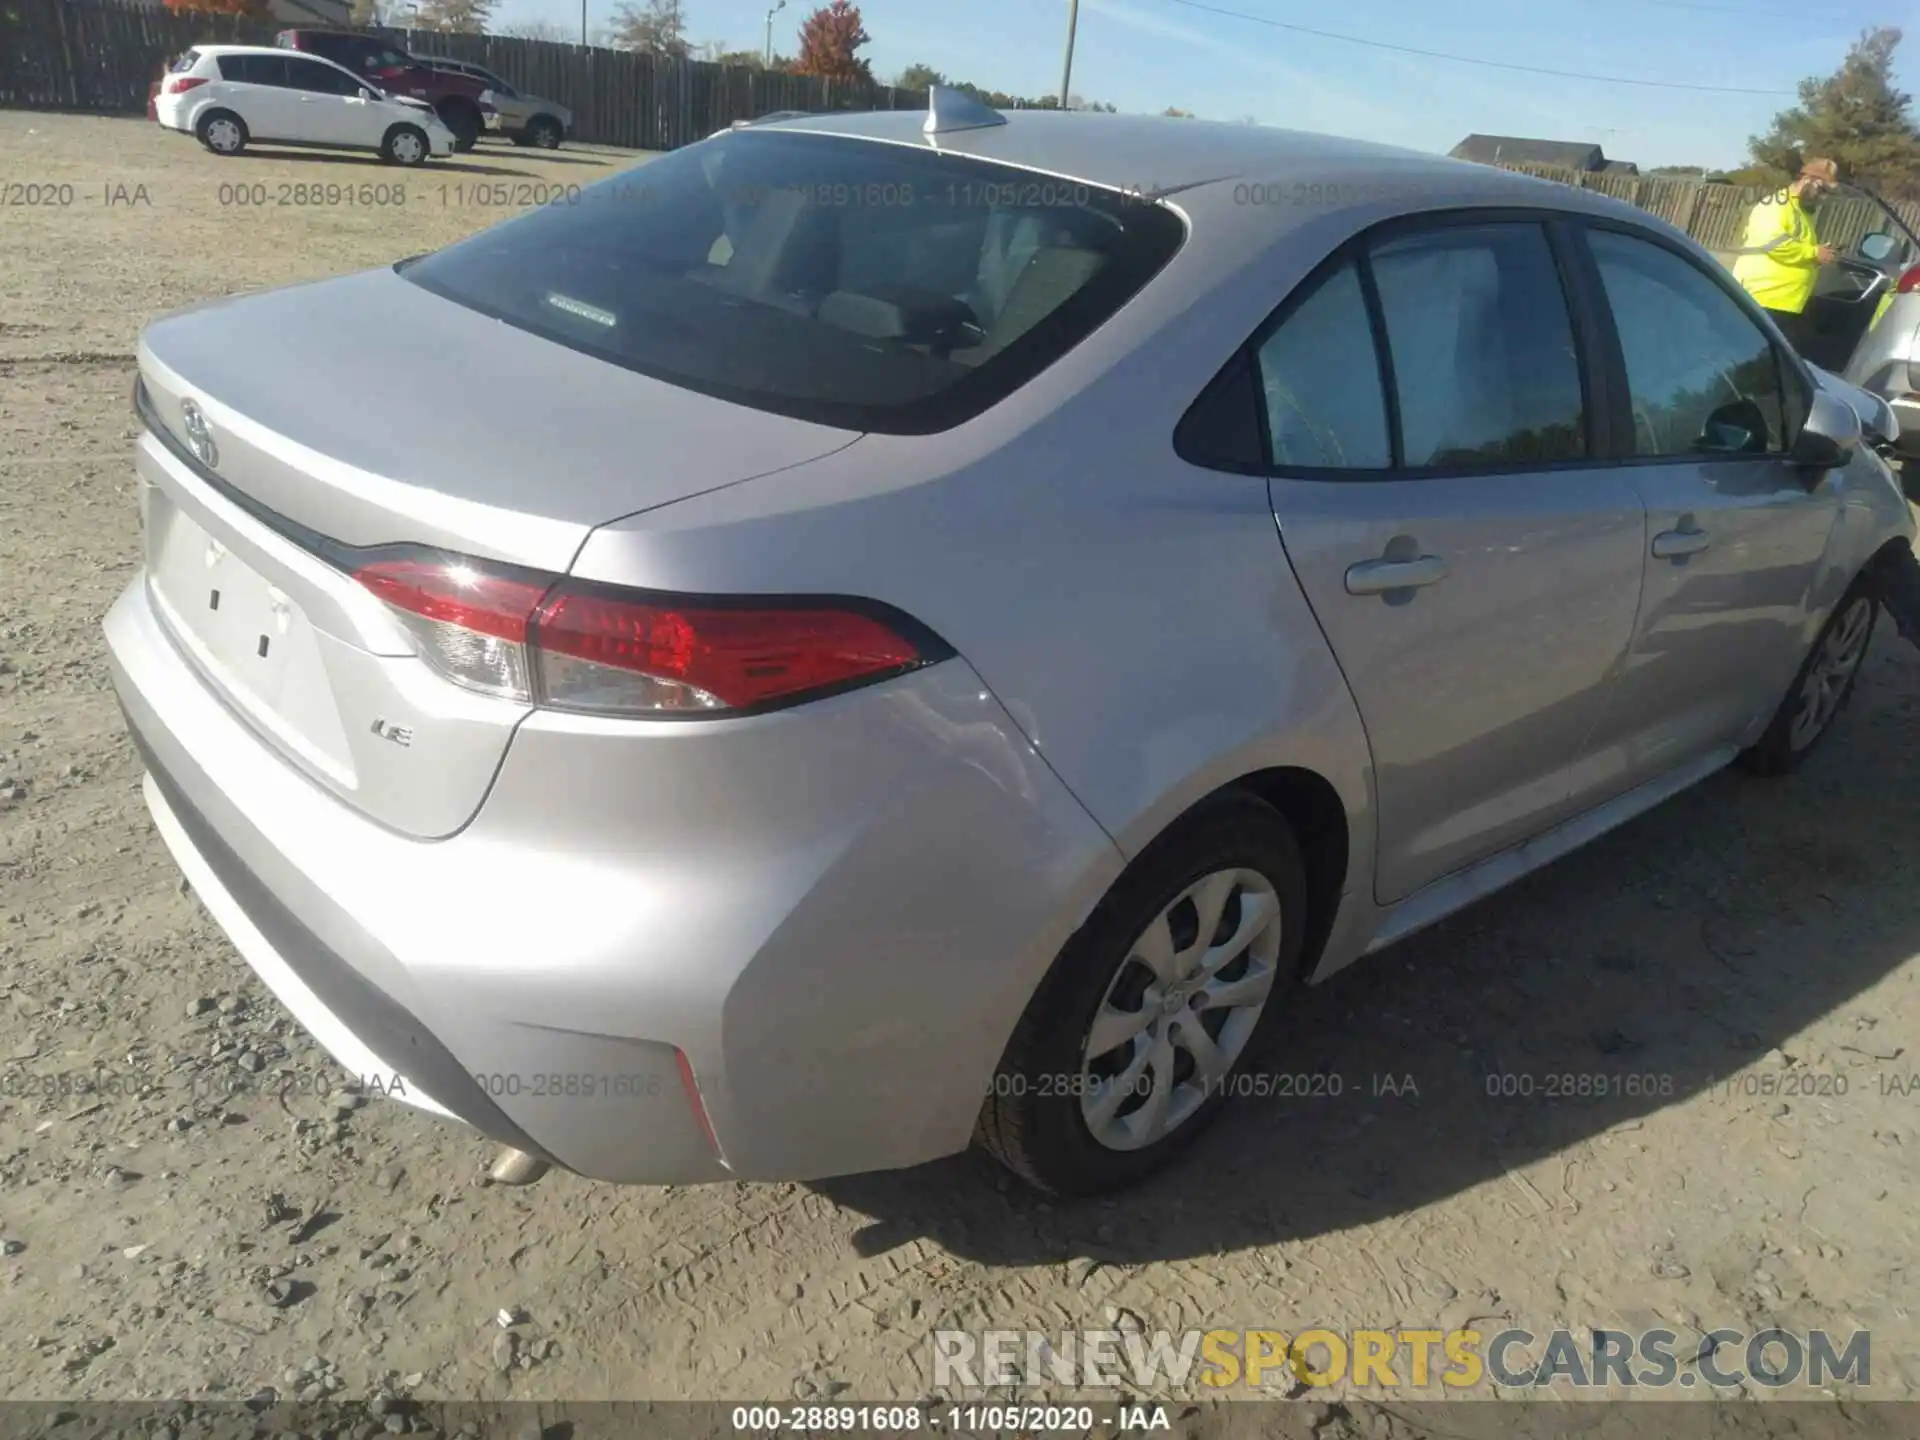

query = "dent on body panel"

[
  {"left": 1822, "top": 451, "right": 1917, "bottom": 608},
  {"left": 709, "top": 662, "right": 1126, "bottom": 1174}
]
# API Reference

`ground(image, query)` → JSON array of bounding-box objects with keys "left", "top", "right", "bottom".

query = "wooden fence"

[
  {"left": 1491, "top": 160, "right": 1920, "bottom": 257},
  {"left": 0, "top": 0, "right": 930, "bottom": 150}
]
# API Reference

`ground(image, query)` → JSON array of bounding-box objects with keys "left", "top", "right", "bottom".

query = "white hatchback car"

[{"left": 155, "top": 44, "right": 456, "bottom": 166}]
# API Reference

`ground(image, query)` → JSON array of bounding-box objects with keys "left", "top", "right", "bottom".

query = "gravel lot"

[{"left": 3, "top": 111, "right": 1920, "bottom": 1408}]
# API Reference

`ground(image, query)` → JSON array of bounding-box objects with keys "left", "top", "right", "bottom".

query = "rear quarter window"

[{"left": 398, "top": 131, "right": 1186, "bottom": 434}]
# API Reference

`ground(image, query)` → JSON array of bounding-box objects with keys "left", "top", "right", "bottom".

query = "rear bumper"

[{"left": 106, "top": 571, "right": 1121, "bottom": 1184}]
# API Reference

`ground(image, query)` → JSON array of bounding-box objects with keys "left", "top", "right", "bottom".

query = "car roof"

[
  {"left": 759, "top": 110, "right": 1560, "bottom": 196},
  {"left": 742, "top": 110, "right": 1681, "bottom": 258},
  {"left": 189, "top": 43, "right": 338, "bottom": 56}
]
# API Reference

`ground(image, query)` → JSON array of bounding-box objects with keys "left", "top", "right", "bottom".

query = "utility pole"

[
  {"left": 581, "top": 0, "right": 587, "bottom": 47},
  {"left": 765, "top": 0, "right": 787, "bottom": 66},
  {"left": 1059, "top": 0, "right": 1079, "bottom": 110}
]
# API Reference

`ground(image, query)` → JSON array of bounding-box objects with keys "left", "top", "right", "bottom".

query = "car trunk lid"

[{"left": 135, "top": 267, "right": 859, "bottom": 837}]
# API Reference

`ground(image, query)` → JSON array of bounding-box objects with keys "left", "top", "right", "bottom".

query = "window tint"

[
  {"left": 401, "top": 131, "right": 1186, "bottom": 434},
  {"left": 218, "top": 54, "right": 288, "bottom": 86},
  {"left": 287, "top": 57, "right": 361, "bottom": 95},
  {"left": 170, "top": 49, "right": 201, "bottom": 74},
  {"left": 1369, "top": 223, "right": 1586, "bottom": 468},
  {"left": 1587, "top": 228, "right": 1789, "bottom": 457},
  {"left": 1254, "top": 260, "right": 1390, "bottom": 469}
]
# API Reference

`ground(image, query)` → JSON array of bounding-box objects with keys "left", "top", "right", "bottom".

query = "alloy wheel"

[
  {"left": 1789, "top": 595, "right": 1873, "bottom": 750},
  {"left": 1077, "top": 867, "right": 1282, "bottom": 1151}
]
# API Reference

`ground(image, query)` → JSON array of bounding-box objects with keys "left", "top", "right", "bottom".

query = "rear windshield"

[
  {"left": 399, "top": 131, "right": 1186, "bottom": 433},
  {"left": 170, "top": 50, "right": 200, "bottom": 72}
]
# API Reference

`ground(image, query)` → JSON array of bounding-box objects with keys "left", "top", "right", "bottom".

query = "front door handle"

[
  {"left": 1652, "top": 527, "right": 1711, "bottom": 559},
  {"left": 1345, "top": 553, "right": 1449, "bottom": 596}
]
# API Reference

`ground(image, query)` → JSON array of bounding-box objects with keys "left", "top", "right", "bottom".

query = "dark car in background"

[
  {"left": 418, "top": 55, "right": 571, "bottom": 149},
  {"left": 274, "top": 30, "right": 488, "bottom": 151}
]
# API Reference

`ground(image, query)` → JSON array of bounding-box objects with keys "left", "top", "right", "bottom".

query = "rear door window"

[
  {"left": 399, "top": 131, "right": 1187, "bottom": 434},
  {"left": 1368, "top": 223, "right": 1587, "bottom": 468},
  {"left": 218, "top": 54, "right": 289, "bottom": 86}
]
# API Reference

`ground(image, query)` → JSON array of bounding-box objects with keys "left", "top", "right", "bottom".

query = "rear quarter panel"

[{"left": 566, "top": 182, "right": 1404, "bottom": 916}]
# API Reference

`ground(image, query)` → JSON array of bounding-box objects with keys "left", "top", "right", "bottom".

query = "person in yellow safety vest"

[{"left": 1731, "top": 157, "right": 1841, "bottom": 352}]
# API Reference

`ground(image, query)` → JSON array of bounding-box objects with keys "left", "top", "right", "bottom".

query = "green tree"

[
  {"left": 611, "top": 0, "right": 690, "bottom": 56},
  {"left": 409, "top": 0, "right": 493, "bottom": 31},
  {"left": 1716, "top": 163, "right": 1787, "bottom": 188},
  {"left": 897, "top": 62, "right": 944, "bottom": 89},
  {"left": 1749, "top": 27, "right": 1920, "bottom": 200}
]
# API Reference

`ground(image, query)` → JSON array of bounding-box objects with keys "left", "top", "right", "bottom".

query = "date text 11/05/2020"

[{"left": 729, "top": 1404, "right": 1173, "bottom": 1434}]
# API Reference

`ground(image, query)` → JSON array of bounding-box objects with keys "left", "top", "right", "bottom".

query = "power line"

[{"left": 1153, "top": 0, "right": 1801, "bottom": 96}]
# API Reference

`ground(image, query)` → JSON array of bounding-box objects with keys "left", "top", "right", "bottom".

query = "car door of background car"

[
  {"left": 1797, "top": 243, "right": 1893, "bottom": 373},
  {"left": 281, "top": 56, "right": 381, "bottom": 148},
  {"left": 214, "top": 54, "right": 298, "bottom": 139},
  {"left": 1250, "top": 214, "right": 1648, "bottom": 905},
  {"left": 1567, "top": 223, "right": 1843, "bottom": 795}
]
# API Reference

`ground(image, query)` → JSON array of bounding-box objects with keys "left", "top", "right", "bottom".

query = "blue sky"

[{"left": 482, "top": 0, "right": 1920, "bottom": 169}]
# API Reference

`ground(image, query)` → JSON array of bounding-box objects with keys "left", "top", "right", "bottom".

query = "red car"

[{"left": 273, "top": 30, "right": 489, "bottom": 151}]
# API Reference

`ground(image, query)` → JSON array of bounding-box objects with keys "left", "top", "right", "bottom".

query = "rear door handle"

[
  {"left": 1652, "top": 527, "right": 1711, "bottom": 559},
  {"left": 1345, "top": 554, "right": 1449, "bottom": 596}
]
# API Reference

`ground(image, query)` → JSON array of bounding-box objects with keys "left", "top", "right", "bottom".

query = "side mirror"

[
  {"left": 1791, "top": 387, "right": 1862, "bottom": 471},
  {"left": 1860, "top": 231, "right": 1897, "bottom": 263}
]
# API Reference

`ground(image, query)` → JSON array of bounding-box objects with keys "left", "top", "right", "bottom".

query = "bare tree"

[
  {"left": 610, "top": 0, "right": 690, "bottom": 56},
  {"left": 410, "top": 0, "right": 494, "bottom": 32},
  {"left": 499, "top": 19, "right": 577, "bottom": 40}
]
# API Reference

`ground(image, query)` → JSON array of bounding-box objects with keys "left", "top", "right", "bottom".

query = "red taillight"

[
  {"left": 533, "top": 587, "right": 926, "bottom": 712},
  {"left": 1897, "top": 265, "right": 1920, "bottom": 294},
  {"left": 353, "top": 555, "right": 549, "bottom": 700},
  {"left": 352, "top": 550, "right": 939, "bottom": 716},
  {"left": 355, "top": 555, "right": 546, "bottom": 644},
  {"left": 163, "top": 75, "right": 209, "bottom": 94}
]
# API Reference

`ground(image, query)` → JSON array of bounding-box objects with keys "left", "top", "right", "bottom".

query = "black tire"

[
  {"left": 977, "top": 793, "right": 1308, "bottom": 1196},
  {"left": 195, "top": 109, "right": 248, "bottom": 157},
  {"left": 524, "top": 115, "right": 564, "bottom": 150},
  {"left": 1737, "top": 576, "right": 1878, "bottom": 776},
  {"left": 436, "top": 99, "right": 481, "bottom": 152},
  {"left": 380, "top": 124, "right": 432, "bottom": 168}
]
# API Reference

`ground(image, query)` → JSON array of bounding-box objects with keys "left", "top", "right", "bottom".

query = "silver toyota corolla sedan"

[{"left": 107, "top": 91, "right": 1915, "bottom": 1196}]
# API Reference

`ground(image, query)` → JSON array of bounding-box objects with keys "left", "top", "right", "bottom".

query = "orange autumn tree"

[{"left": 791, "top": 0, "right": 872, "bottom": 84}]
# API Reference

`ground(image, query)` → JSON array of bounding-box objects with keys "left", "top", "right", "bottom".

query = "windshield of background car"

[{"left": 397, "top": 130, "right": 1187, "bottom": 433}]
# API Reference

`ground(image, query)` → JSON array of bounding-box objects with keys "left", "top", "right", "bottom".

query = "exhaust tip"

[{"left": 486, "top": 1147, "right": 550, "bottom": 1187}]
